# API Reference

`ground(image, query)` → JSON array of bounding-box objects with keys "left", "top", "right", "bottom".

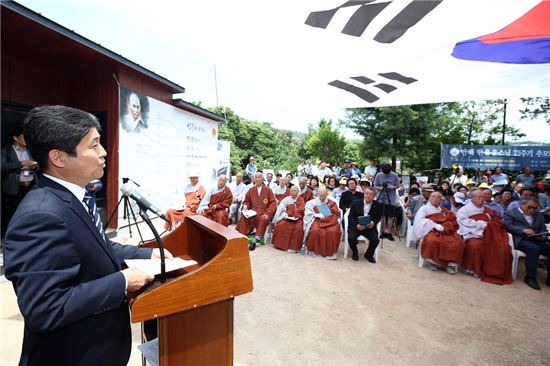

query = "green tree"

[
  {"left": 303, "top": 119, "right": 347, "bottom": 164},
  {"left": 520, "top": 96, "right": 550, "bottom": 124}
]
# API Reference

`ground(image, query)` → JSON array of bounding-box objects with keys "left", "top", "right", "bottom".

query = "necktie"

[{"left": 83, "top": 191, "right": 105, "bottom": 242}]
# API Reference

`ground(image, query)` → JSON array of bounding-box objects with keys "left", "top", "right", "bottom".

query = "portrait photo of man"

[{"left": 119, "top": 88, "right": 149, "bottom": 133}]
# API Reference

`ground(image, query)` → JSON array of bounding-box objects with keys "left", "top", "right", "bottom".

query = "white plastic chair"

[
  {"left": 417, "top": 238, "right": 425, "bottom": 267},
  {"left": 405, "top": 219, "right": 414, "bottom": 247},
  {"left": 508, "top": 233, "right": 525, "bottom": 280},
  {"left": 343, "top": 210, "right": 380, "bottom": 262}
]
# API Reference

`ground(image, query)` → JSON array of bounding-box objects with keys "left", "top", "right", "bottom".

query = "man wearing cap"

[
  {"left": 448, "top": 165, "right": 468, "bottom": 186},
  {"left": 504, "top": 196, "right": 550, "bottom": 290},
  {"left": 407, "top": 184, "right": 433, "bottom": 223},
  {"left": 414, "top": 191, "right": 464, "bottom": 274},
  {"left": 236, "top": 172, "right": 277, "bottom": 250},
  {"left": 197, "top": 175, "right": 233, "bottom": 226},
  {"left": 339, "top": 160, "right": 354, "bottom": 180},
  {"left": 316, "top": 161, "right": 332, "bottom": 183},
  {"left": 456, "top": 189, "right": 512, "bottom": 284},
  {"left": 165, "top": 174, "right": 206, "bottom": 230},
  {"left": 245, "top": 157, "right": 257, "bottom": 178}
]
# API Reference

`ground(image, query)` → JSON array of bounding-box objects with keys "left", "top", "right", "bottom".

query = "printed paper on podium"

[{"left": 125, "top": 257, "right": 197, "bottom": 276}]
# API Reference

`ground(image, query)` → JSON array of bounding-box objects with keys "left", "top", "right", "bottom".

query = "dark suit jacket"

[
  {"left": 348, "top": 199, "right": 382, "bottom": 233},
  {"left": 1, "top": 145, "right": 36, "bottom": 195},
  {"left": 3, "top": 175, "right": 152, "bottom": 366},
  {"left": 503, "top": 207, "right": 546, "bottom": 247},
  {"left": 339, "top": 190, "right": 363, "bottom": 212}
]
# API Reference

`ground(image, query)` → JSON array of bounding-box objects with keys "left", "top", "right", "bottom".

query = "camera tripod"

[
  {"left": 377, "top": 184, "right": 401, "bottom": 247},
  {"left": 106, "top": 178, "right": 144, "bottom": 243}
]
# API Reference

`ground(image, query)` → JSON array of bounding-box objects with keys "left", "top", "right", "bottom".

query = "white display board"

[{"left": 118, "top": 87, "right": 227, "bottom": 222}]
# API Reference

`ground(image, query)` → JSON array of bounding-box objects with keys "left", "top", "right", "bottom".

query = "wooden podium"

[{"left": 129, "top": 215, "right": 253, "bottom": 365}]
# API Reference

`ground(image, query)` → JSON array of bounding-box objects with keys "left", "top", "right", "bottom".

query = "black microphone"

[{"left": 120, "top": 183, "right": 168, "bottom": 221}]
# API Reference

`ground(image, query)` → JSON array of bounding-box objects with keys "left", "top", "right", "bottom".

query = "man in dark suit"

[
  {"left": 348, "top": 187, "right": 382, "bottom": 262},
  {"left": 504, "top": 196, "right": 550, "bottom": 290},
  {"left": 3, "top": 105, "right": 171, "bottom": 365},
  {"left": 1, "top": 127, "right": 38, "bottom": 235}
]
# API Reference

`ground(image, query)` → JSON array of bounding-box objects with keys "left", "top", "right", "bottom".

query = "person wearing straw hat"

[
  {"left": 164, "top": 173, "right": 206, "bottom": 230},
  {"left": 245, "top": 156, "right": 257, "bottom": 178}
]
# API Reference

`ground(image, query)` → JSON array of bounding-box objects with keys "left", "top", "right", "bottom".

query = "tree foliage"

[
  {"left": 520, "top": 97, "right": 550, "bottom": 124},
  {"left": 302, "top": 119, "right": 347, "bottom": 164},
  {"left": 343, "top": 100, "right": 526, "bottom": 173}
]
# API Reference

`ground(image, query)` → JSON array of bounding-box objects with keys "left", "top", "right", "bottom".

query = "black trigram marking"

[
  {"left": 306, "top": 0, "right": 442, "bottom": 43},
  {"left": 329, "top": 72, "right": 417, "bottom": 103}
]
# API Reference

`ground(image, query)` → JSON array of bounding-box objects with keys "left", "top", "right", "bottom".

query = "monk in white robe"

[
  {"left": 272, "top": 186, "right": 305, "bottom": 253},
  {"left": 197, "top": 175, "right": 233, "bottom": 226},
  {"left": 414, "top": 192, "right": 464, "bottom": 274},
  {"left": 229, "top": 172, "right": 247, "bottom": 224},
  {"left": 457, "top": 189, "right": 512, "bottom": 284},
  {"left": 165, "top": 175, "right": 205, "bottom": 230},
  {"left": 304, "top": 188, "right": 341, "bottom": 259}
]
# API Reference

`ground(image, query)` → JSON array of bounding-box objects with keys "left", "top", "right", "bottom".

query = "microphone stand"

[{"left": 138, "top": 208, "right": 166, "bottom": 283}]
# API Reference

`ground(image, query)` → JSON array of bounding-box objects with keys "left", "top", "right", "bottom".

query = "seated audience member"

[
  {"left": 285, "top": 173, "right": 294, "bottom": 188},
  {"left": 458, "top": 185, "right": 469, "bottom": 197},
  {"left": 271, "top": 185, "right": 305, "bottom": 253},
  {"left": 507, "top": 187, "right": 534, "bottom": 212},
  {"left": 316, "top": 161, "right": 332, "bottom": 183},
  {"left": 230, "top": 172, "right": 247, "bottom": 224},
  {"left": 441, "top": 188, "right": 454, "bottom": 210},
  {"left": 407, "top": 185, "right": 433, "bottom": 224},
  {"left": 452, "top": 192, "right": 466, "bottom": 213},
  {"left": 347, "top": 188, "right": 382, "bottom": 262},
  {"left": 326, "top": 176, "right": 337, "bottom": 192},
  {"left": 504, "top": 197, "right": 550, "bottom": 290},
  {"left": 339, "top": 178, "right": 363, "bottom": 214},
  {"left": 457, "top": 189, "right": 513, "bottom": 284},
  {"left": 515, "top": 165, "right": 535, "bottom": 188},
  {"left": 512, "top": 182, "right": 524, "bottom": 201},
  {"left": 482, "top": 187, "right": 504, "bottom": 217},
  {"left": 165, "top": 174, "right": 206, "bottom": 230},
  {"left": 332, "top": 162, "right": 342, "bottom": 176},
  {"left": 297, "top": 176, "right": 313, "bottom": 202},
  {"left": 309, "top": 176, "right": 321, "bottom": 198},
  {"left": 359, "top": 177, "right": 371, "bottom": 191},
  {"left": 272, "top": 177, "right": 290, "bottom": 203},
  {"left": 499, "top": 189, "right": 513, "bottom": 211},
  {"left": 197, "top": 175, "right": 233, "bottom": 226},
  {"left": 304, "top": 188, "right": 341, "bottom": 259},
  {"left": 236, "top": 172, "right": 277, "bottom": 250},
  {"left": 332, "top": 178, "right": 347, "bottom": 201},
  {"left": 265, "top": 172, "right": 277, "bottom": 190},
  {"left": 413, "top": 192, "right": 464, "bottom": 274},
  {"left": 465, "top": 180, "right": 476, "bottom": 190}
]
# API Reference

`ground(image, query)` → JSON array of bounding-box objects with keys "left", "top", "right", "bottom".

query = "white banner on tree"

[{"left": 118, "top": 87, "right": 223, "bottom": 223}]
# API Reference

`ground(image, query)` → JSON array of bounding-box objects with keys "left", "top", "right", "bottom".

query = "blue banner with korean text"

[{"left": 440, "top": 145, "right": 550, "bottom": 171}]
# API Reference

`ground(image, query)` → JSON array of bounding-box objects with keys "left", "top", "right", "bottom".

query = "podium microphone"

[{"left": 120, "top": 183, "right": 168, "bottom": 221}]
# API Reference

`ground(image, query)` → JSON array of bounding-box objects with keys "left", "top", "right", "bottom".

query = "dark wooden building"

[{"left": 1, "top": 1, "right": 223, "bottom": 228}]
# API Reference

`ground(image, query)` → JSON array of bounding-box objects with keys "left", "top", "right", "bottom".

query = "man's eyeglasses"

[{"left": 525, "top": 204, "right": 538, "bottom": 210}]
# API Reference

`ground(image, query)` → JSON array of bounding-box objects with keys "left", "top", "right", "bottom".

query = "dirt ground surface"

[{"left": 2, "top": 227, "right": 549, "bottom": 365}]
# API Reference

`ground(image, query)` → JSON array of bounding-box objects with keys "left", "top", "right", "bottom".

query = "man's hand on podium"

[
  {"left": 151, "top": 248, "right": 174, "bottom": 260},
  {"left": 122, "top": 268, "right": 154, "bottom": 292}
]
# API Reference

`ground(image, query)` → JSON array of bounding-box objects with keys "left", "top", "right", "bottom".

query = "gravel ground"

[{"left": 2, "top": 231, "right": 549, "bottom": 366}]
